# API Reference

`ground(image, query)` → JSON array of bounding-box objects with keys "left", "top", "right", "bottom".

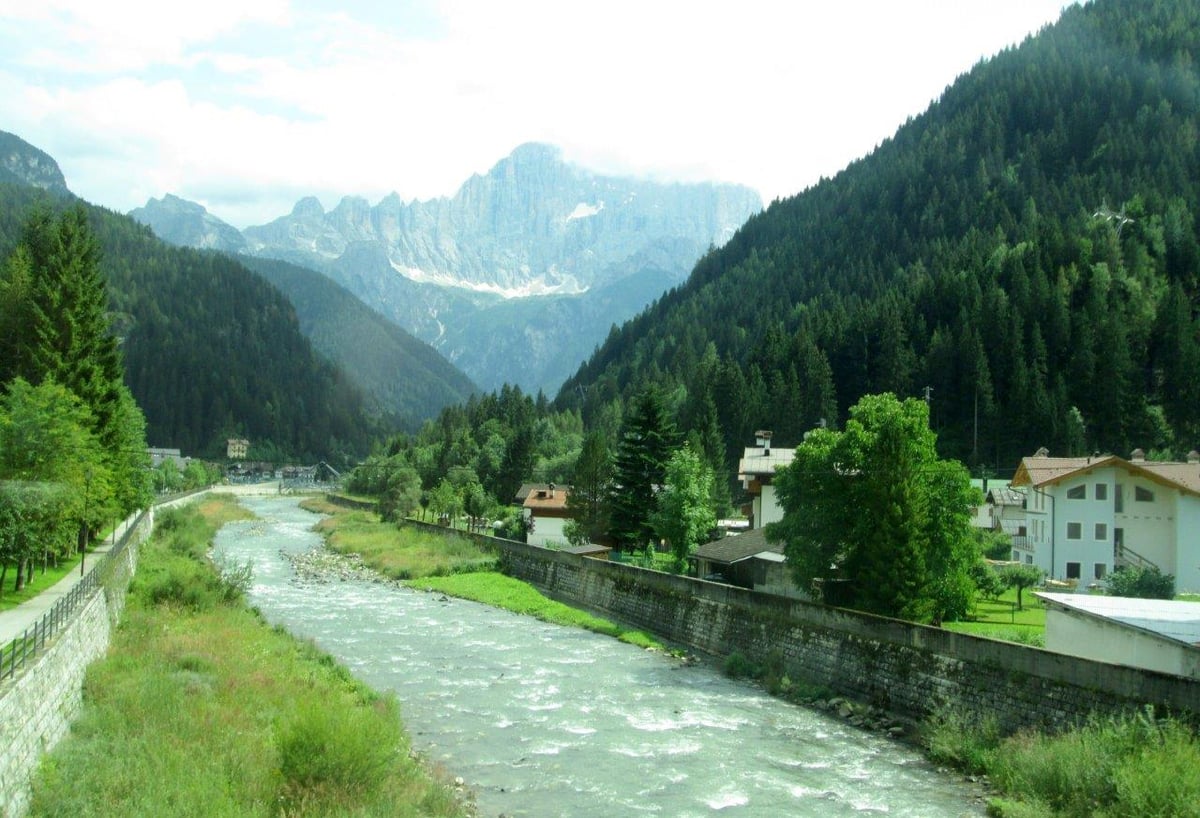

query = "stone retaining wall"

[
  {"left": 403, "top": 520, "right": 1198, "bottom": 732},
  {"left": 0, "top": 511, "right": 151, "bottom": 818}
]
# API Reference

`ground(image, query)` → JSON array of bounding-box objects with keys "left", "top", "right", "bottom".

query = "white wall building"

[
  {"left": 1012, "top": 449, "right": 1200, "bottom": 592},
  {"left": 737, "top": 431, "right": 795, "bottom": 529}
]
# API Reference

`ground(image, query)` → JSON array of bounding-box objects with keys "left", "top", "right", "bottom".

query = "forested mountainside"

[
  {"left": 558, "top": 0, "right": 1200, "bottom": 477},
  {"left": 238, "top": 255, "right": 477, "bottom": 423},
  {"left": 0, "top": 181, "right": 380, "bottom": 462}
]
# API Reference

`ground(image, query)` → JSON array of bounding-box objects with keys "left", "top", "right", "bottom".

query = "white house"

[
  {"left": 522, "top": 483, "right": 571, "bottom": 548},
  {"left": 737, "top": 431, "right": 795, "bottom": 530},
  {"left": 1011, "top": 448, "right": 1200, "bottom": 592}
]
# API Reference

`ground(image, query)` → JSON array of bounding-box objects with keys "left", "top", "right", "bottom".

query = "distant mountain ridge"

[
  {"left": 242, "top": 143, "right": 760, "bottom": 297},
  {"left": 131, "top": 143, "right": 762, "bottom": 392},
  {"left": 129, "top": 194, "right": 246, "bottom": 253}
]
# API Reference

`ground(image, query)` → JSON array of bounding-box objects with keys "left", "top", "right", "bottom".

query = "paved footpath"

[
  {"left": 0, "top": 485, "right": 306, "bottom": 647},
  {"left": 0, "top": 515, "right": 135, "bottom": 647}
]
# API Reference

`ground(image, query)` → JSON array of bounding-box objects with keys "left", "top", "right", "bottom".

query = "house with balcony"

[{"left": 1010, "top": 448, "right": 1200, "bottom": 593}]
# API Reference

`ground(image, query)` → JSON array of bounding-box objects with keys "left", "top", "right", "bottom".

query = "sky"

[{"left": 0, "top": 0, "right": 1075, "bottom": 229}]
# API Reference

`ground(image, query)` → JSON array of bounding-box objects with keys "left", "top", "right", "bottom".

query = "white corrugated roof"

[{"left": 1036, "top": 592, "right": 1200, "bottom": 647}]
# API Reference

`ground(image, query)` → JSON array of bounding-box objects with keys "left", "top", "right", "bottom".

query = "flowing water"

[{"left": 214, "top": 495, "right": 983, "bottom": 817}]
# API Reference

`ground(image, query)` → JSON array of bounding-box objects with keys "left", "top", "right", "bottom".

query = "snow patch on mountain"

[{"left": 567, "top": 201, "right": 604, "bottom": 221}]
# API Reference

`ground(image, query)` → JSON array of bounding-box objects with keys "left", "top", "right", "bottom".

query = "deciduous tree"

[{"left": 767, "top": 393, "right": 977, "bottom": 622}]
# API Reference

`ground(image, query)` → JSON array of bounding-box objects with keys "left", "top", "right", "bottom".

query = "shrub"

[
  {"left": 276, "top": 695, "right": 403, "bottom": 807},
  {"left": 922, "top": 706, "right": 1000, "bottom": 774},
  {"left": 722, "top": 651, "right": 762, "bottom": 680},
  {"left": 1106, "top": 565, "right": 1175, "bottom": 600}
]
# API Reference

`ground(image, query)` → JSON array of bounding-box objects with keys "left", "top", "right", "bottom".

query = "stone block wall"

[
  {"left": 0, "top": 512, "right": 150, "bottom": 818},
  {"left": 404, "top": 521, "right": 1199, "bottom": 732}
]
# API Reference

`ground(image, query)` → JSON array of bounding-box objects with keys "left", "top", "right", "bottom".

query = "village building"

[
  {"left": 522, "top": 483, "right": 572, "bottom": 548},
  {"left": 1011, "top": 448, "right": 1200, "bottom": 592}
]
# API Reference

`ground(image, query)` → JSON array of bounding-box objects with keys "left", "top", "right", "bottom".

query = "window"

[
  {"left": 1067, "top": 485, "right": 1086, "bottom": 499},
  {"left": 1135, "top": 486, "right": 1154, "bottom": 502},
  {"left": 1095, "top": 483, "right": 1107, "bottom": 501},
  {"left": 1012, "top": 550, "right": 1020, "bottom": 562},
  {"left": 1115, "top": 485, "right": 1124, "bottom": 513},
  {"left": 1095, "top": 523, "right": 1108, "bottom": 541},
  {"left": 1094, "top": 563, "right": 1107, "bottom": 580},
  {"left": 1025, "top": 554, "right": 1034, "bottom": 565},
  {"left": 1067, "top": 562, "right": 1081, "bottom": 579},
  {"left": 1067, "top": 522, "right": 1082, "bottom": 540}
]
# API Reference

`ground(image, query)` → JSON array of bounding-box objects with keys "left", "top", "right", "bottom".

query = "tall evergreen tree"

[{"left": 607, "top": 386, "right": 677, "bottom": 550}]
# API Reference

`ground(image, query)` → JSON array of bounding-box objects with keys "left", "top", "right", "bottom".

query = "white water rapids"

[{"left": 213, "top": 495, "right": 984, "bottom": 817}]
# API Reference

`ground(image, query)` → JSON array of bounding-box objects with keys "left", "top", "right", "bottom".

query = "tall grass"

[
  {"left": 923, "top": 705, "right": 1200, "bottom": 817},
  {"left": 29, "top": 497, "right": 469, "bottom": 818}
]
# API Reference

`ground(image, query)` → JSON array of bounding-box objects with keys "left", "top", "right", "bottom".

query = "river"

[{"left": 213, "top": 495, "right": 984, "bottom": 817}]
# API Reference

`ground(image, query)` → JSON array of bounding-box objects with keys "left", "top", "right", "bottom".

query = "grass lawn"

[{"left": 943, "top": 586, "right": 1046, "bottom": 646}]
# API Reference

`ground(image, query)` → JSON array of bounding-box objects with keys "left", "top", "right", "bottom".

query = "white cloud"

[{"left": 0, "top": 0, "right": 1072, "bottom": 227}]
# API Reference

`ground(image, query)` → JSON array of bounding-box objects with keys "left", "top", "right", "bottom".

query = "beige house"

[{"left": 691, "top": 527, "right": 802, "bottom": 598}]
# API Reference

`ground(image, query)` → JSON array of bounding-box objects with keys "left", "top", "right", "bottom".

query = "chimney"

[
  {"left": 1131, "top": 448, "right": 1145, "bottom": 463},
  {"left": 755, "top": 430, "right": 773, "bottom": 456},
  {"left": 1189, "top": 450, "right": 1200, "bottom": 464}
]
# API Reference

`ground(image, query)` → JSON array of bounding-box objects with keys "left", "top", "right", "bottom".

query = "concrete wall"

[
  {"left": 1044, "top": 605, "right": 1200, "bottom": 680},
  {"left": 403, "top": 520, "right": 1199, "bottom": 733},
  {"left": 0, "top": 512, "right": 150, "bottom": 818}
]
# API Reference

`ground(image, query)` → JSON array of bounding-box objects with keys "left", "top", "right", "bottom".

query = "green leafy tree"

[
  {"left": 428, "top": 479, "right": 462, "bottom": 526},
  {"left": 767, "top": 393, "right": 977, "bottom": 622},
  {"left": 607, "top": 387, "right": 677, "bottom": 550},
  {"left": 650, "top": 444, "right": 716, "bottom": 572},
  {"left": 379, "top": 465, "right": 422, "bottom": 522},
  {"left": 1106, "top": 565, "right": 1175, "bottom": 600},
  {"left": 0, "top": 481, "right": 73, "bottom": 594},
  {"left": 998, "top": 563, "right": 1044, "bottom": 610}
]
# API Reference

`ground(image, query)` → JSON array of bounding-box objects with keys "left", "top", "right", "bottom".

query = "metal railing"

[
  {"left": 1114, "top": 542, "right": 1159, "bottom": 572},
  {"left": 0, "top": 509, "right": 147, "bottom": 683}
]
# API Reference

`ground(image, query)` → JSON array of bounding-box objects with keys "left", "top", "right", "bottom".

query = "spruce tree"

[{"left": 607, "top": 386, "right": 677, "bottom": 551}]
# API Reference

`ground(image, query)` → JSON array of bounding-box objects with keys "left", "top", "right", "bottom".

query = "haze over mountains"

[{"left": 131, "top": 143, "right": 761, "bottom": 393}]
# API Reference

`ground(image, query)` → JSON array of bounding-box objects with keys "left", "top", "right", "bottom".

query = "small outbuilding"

[{"left": 1035, "top": 592, "right": 1200, "bottom": 679}]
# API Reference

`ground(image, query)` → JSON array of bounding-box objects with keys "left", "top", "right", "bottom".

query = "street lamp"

[{"left": 80, "top": 468, "right": 92, "bottom": 576}]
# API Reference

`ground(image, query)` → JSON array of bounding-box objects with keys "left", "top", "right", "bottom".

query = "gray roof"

[
  {"left": 692, "top": 527, "right": 784, "bottom": 565},
  {"left": 1036, "top": 592, "right": 1200, "bottom": 648}
]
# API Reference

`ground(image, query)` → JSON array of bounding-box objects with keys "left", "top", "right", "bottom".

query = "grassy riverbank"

[
  {"left": 924, "top": 706, "right": 1200, "bottom": 817},
  {"left": 30, "top": 497, "right": 470, "bottom": 818},
  {"left": 304, "top": 498, "right": 497, "bottom": 578},
  {"left": 415, "top": 572, "right": 662, "bottom": 649},
  {"left": 304, "top": 498, "right": 665, "bottom": 651}
]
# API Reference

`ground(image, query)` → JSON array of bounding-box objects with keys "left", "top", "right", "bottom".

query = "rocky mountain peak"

[{"left": 0, "top": 130, "right": 71, "bottom": 195}]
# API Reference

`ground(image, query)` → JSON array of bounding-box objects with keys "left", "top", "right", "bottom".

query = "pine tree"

[{"left": 607, "top": 387, "right": 677, "bottom": 550}]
